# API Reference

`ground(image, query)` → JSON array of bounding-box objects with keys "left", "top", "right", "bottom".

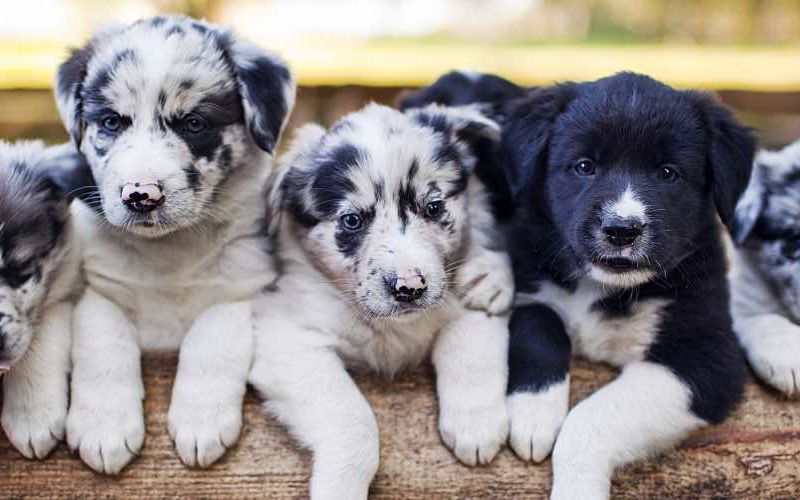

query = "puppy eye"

[
  {"left": 340, "top": 213, "right": 363, "bottom": 231},
  {"left": 101, "top": 114, "right": 122, "bottom": 133},
  {"left": 183, "top": 114, "right": 208, "bottom": 134},
  {"left": 425, "top": 200, "right": 444, "bottom": 220},
  {"left": 659, "top": 165, "right": 679, "bottom": 182},
  {"left": 574, "top": 159, "right": 595, "bottom": 176}
]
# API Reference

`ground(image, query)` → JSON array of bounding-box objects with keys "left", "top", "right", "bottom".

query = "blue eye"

[
  {"left": 340, "top": 213, "right": 363, "bottom": 231},
  {"left": 183, "top": 114, "right": 208, "bottom": 133},
  {"left": 101, "top": 114, "right": 122, "bottom": 132}
]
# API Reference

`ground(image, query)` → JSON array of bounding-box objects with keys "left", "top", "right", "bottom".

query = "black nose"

[
  {"left": 385, "top": 275, "right": 427, "bottom": 303},
  {"left": 603, "top": 218, "right": 644, "bottom": 247}
]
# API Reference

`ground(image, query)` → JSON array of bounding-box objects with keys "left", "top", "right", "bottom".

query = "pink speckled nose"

[
  {"left": 386, "top": 268, "right": 427, "bottom": 303},
  {"left": 121, "top": 178, "right": 164, "bottom": 213}
]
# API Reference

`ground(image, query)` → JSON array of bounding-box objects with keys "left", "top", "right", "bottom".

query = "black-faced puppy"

[
  {"left": 730, "top": 139, "right": 800, "bottom": 397},
  {"left": 249, "top": 103, "right": 513, "bottom": 500},
  {"left": 53, "top": 15, "right": 295, "bottom": 473},
  {"left": 0, "top": 141, "right": 85, "bottom": 459},
  {"left": 407, "top": 71, "right": 755, "bottom": 499}
]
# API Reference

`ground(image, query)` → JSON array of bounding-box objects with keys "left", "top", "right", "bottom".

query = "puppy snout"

[
  {"left": 385, "top": 271, "right": 427, "bottom": 303},
  {"left": 603, "top": 217, "right": 644, "bottom": 247},
  {"left": 121, "top": 178, "right": 165, "bottom": 213}
]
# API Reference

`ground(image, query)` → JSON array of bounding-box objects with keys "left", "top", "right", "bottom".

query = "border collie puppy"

[
  {"left": 249, "top": 103, "right": 513, "bottom": 500},
  {"left": 404, "top": 71, "right": 755, "bottom": 499},
  {"left": 53, "top": 15, "right": 295, "bottom": 473},
  {"left": 0, "top": 141, "right": 85, "bottom": 459},
  {"left": 731, "top": 139, "right": 800, "bottom": 397}
]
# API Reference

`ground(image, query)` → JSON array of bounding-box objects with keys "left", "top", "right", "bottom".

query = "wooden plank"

[{"left": 0, "top": 354, "right": 798, "bottom": 499}]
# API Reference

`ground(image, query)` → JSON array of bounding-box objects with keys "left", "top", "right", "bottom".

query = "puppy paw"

[
  {"left": 745, "top": 325, "right": 800, "bottom": 397},
  {"left": 458, "top": 251, "right": 514, "bottom": 315},
  {"left": 66, "top": 397, "right": 144, "bottom": 474},
  {"left": 507, "top": 381, "right": 569, "bottom": 463},
  {"left": 168, "top": 398, "right": 242, "bottom": 468},
  {"left": 1, "top": 389, "right": 66, "bottom": 460},
  {"left": 439, "top": 399, "right": 509, "bottom": 466}
]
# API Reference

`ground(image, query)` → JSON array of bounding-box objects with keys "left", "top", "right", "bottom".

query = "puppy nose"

[
  {"left": 385, "top": 271, "right": 427, "bottom": 303},
  {"left": 603, "top": 217, "right": 643, "bottom": 247},
  {"left": 121, "top": 178, "right": 164, "bottom": 213}
]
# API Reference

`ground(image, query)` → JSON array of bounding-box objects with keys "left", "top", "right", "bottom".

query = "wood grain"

[{"left": 0, "top": 354, "right": 798, "bottom": 499}]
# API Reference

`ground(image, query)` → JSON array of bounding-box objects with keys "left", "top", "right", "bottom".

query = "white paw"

[
  {"left": 168, "top": 398, "right": 242, "bottom": 468},
  {"left": 507, "top": 380, "right": 569, "bottom": 463},
  {"left": 1, "top": 385, "right": 67, "bottom": 459},
  {"left": 439, "top": 399, "right": 509, "bottom": 466},
  {"left": 745, "top": 324, "right": 800, "bottom": 397},
  {"left": 458, "top": 251, "right": 514, "bottom": 315},
  {"left": 66, "top": 397, "right": 144, "bottom": 474}
]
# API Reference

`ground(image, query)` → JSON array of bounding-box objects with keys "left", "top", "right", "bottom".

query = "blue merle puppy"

[
  {"left": 249, "top": 103, "right": 514, "bottom": 500},
  {"left": 404, "top": 71, "right": 755, "bottom": 499},
  {"left": 0, "top": 141, "right": 86, "bottom": 459}
]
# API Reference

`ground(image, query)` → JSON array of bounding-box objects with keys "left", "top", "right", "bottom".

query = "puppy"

[
  {"left": 730, "top": 139, "right": 800, "bottom": 397},
  {"left": 53, "top": 15, "right": 295, "bottom": 473},
  {"left": 406, "top": 71, "right": 755, "bottom": 499},
  {"left": 0, "top": 141, "right": 85, "bottom": 459},
  {"left": 249, "top": 103, "right": 512, "bottom": 500}
]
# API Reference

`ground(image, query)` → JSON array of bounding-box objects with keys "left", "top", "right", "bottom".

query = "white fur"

[
  {"left": 606, "top": 185, "right": 646, "bottom": 222},
  {"left": 507, "top": 378, "right": 569, "bottom": 463}
]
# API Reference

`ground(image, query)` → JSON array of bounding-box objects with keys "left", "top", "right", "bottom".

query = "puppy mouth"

[{"left": 591, "top": 257, "right": 646, "bottom": 274}]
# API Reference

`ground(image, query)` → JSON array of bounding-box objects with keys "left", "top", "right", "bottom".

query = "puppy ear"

[
  {"left": 398, "top": 70, "right": 524, "bottom": 114},
  {"left": 54, "top": 44, "right": 94, "bottom": 147},
  {"left": 37, "top": 143, "right": 96, "bottom": 202},
  {"left": 221, "top": 34, "right": 296, "bottom": 154},
  {"left": 503, "top": 83, "right": 577, "bottom": 199},
  {"left": 690, "top": 92, "right": 757, "bottom": 233},
  {"left": 731, "top": 159, "right": 765, "bottom": 244}
]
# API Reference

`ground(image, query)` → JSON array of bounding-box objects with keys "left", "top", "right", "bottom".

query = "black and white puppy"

[
  {"left": 0, "top": 141, "right": 85, "bottom": 459},
  {"left": 54, "top": 15, "right": 295, "bottom": 473},
  {"left": 730, "top": 139, "right": 800, "bottom": 397},
  {"left": 249, "top": 103, "right": 513, "bottom": 500},
  {"left": 406, "top": 71, "right": 755, "bottom": 499}
]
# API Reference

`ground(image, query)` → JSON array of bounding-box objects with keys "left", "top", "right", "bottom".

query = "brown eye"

[
  {"left": 659, "top": 165, "right": 679, "bottom": 182},
  {"left": 340, "top": 213, "right": 363, "bottom": 231},
  {"left": 425, "top": 200, "right": 444, "bottom": 219},
  {"left": 574, "top": 159, "right": 595, "bottom": 176},
  {"left": 183, "top": 114, "right": 208, "bottom": 133}
]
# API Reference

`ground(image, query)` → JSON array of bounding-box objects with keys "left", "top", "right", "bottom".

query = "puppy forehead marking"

[{"left": 605, "top": 185, "right": 646, "bottom": 221}]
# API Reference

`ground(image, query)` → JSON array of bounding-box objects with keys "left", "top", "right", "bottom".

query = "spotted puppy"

[
  {"left": 53, "top": 15, "right": 295, "bottom": 473},
  {"left": 0, "top": 141, "right": 85, "bottom": 459},
  {"left": 730, "top": 139, "right": 800, "bottom": 397},
  {"left": 406, "top": 71, "right": 755, "bottom": 499},
  {"left": 249, "top": 103, "right": 512, "bottom": 500}
]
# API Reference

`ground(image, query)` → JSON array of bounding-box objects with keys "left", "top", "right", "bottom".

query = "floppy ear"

[
  {"left": 690, "top": 92, "right": 757, "bottom": 233},
  {"left": 38, "top": 143, "right": 96, "bottom": 202},
  {"left": 502, "top": 83, "right": 577, "bottom": 199},
  {"left": 54, "top": 44, "right": 94, "bottom": 147},
  {"left": 731, "top": 160, "right": 765, "bottom": 245},
  {"left": 221, "top": 34, "right": 296, "bottom": 154}
]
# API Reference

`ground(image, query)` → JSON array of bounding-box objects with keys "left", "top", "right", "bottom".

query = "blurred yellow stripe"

[{"left": 2, "top": 42, "right": 799, "bottom": 91}]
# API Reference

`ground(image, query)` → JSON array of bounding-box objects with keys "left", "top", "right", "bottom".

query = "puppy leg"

[
  {"left": 432, "top": 310, "right": 509, "bottom": 465},
  {"left": 736, "top": 313, "right": 800, "bottom": 396},
  {"left": 67, "top": 289, "right": 144, "bottom": 474},
  {"left": 551, "top": 362, "right": 705, "bottom": 500},
  {"left": 168, "top": 301, "right": 252, "bottom": 467},
  {"left": 506, "top": 304, "right": 571, "bottom": 463},
  {"left": 2, "top": 301, "right": 71, "bottom": 459},
  {"left": 458, "top": 248, "right": 514, "bottom": 315},
  {"left": 249, "top": 325, "right": 378, "bottom": 500}
]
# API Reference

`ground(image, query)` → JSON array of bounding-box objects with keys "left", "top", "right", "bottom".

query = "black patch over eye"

[
  {"left": 425, "top": 200, "right": 444, "bottom": 220},
  {"left": 183, "top": 114, "right": 209, "bottom": 134},
  {"left": 574, "top": 158, "right": 595, "bottom": 176},
  {"left": 659, "top": 165, "right": 679, "bottom": 182},
  {"left": 340, "top": 213, "right": 363, "bottom": 231},
  {"left": 101, "top": 114, "right": 122, "bottom": 133},
  {"left": 0, "top": 264, "right": 35, "bottom": 289}
]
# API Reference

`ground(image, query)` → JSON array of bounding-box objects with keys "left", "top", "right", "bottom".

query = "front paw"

[
  {"left": 168, "top": 397, "right": 242, "bottom": 467},
  {"left": 745, "top": 324, "right": 800, "bottom": 397},
  {"left": 1, "top": 386, "right": 67, "bottom": 459},
  {"left": 507, "top": 381, "right": 569, "bottom": 463},
  {"left": 458, "top": 251, "right": 514, "bottom": 315},
  {"left": 66, "top": 396, "right": 144, "bottom": 474},
  {"left": 439, "top": 400, "right": 509, "bottom": 466}
]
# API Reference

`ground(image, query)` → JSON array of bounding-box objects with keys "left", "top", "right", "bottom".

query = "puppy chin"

[{"left": 588, "top": 264, "right": 655, "bottom": 288}]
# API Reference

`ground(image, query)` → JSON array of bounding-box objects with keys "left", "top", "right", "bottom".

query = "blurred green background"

[{"left": 1, "top": 0, "right": 799, "bottom": 146}]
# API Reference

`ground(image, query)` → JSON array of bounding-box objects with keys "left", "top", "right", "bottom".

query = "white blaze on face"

[{"left": 607, "top": 185, "right": 647, "bottom": 222}]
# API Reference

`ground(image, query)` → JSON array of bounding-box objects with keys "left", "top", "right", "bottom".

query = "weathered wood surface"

[{"left": 0, "top": 354, "right": 798, "bottom": 499}]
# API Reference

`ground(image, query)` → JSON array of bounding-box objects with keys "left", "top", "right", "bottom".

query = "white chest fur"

[{"left": 519, "top": 279, "right": 668, "bottom": 366}]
